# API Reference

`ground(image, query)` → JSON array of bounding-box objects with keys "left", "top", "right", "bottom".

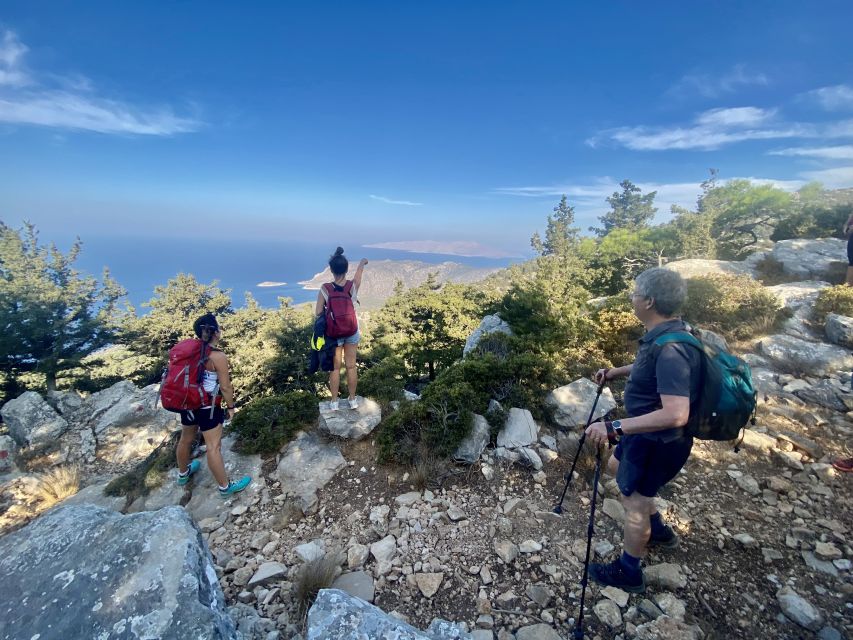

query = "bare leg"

[
  {"left": 176, "top": 426, "right": 197, "bottom": 474},
  {"left": 606, "top": 452, "right": 619, "bottom": 477},
  {"left": 344, "top": 343, "right": 358, "bottom": 399},
  {"left": 846, "top": 266, "right": 853, "bottom": 286},
  {"left": 202, "top": 425, "right": 228, "bottom": 487},
  {"left": 329, "top": 346, "right": 344, "bottom": 401},
  {"left": 622, "top": 492, "right": 655, "bottom": 558}
]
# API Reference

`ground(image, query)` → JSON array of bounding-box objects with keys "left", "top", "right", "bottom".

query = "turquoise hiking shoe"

[
  {"left": 177, "top": 460, "right": 201, "bottom": 486},
  {"left": 219, "top": 475, "right": 251, "bottom": 497}
]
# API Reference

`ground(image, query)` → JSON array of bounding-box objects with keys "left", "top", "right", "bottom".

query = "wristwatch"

[
  {"left": 611, "top": 420, "right": 625, "bottom": 438},
  {"left": 604, "top": 420, "right": 624, "bottom": 444}
]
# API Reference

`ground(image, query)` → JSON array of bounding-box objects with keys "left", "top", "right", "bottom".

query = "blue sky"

[{"left": 1, "top": 1, "right": 852, "bottom": 259}]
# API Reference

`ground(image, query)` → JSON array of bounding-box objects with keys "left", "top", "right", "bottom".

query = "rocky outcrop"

[
  {"left": 825, "top": 313, "right": 853, "bottom": 348},
  {"left": 306, "top": 589, "right": 470, "bottom": 639},
  {"left": 453, "top": 414, "right": 490, "bottom": 463},
  {"left": 766, "top": 280, "right": 832, "bottom": 341},
  {"left": 0, "top": 505, "right": 236, "bottom": 639},
  {"left": 545, "top": 378, "right": 617, "bottom": 429},
  {"left": 46, "top": 389, "right": 83, "bottom": 416},
  {"left": 319, "top": 396, "right": 382, "bottom": 440},
  {"left": 756, "top": 334, "right": 853, "bottom": 376},
  {"left": 1, "top": 391, "right": 69, "bottom": 447},
  {"left": 664, "top": 258, "right": 756, "bottom": 279},
  {"left": 463, "top": 314, "right": 513, "bottom": 356},
  {"left": 496, "top": 408, "right": 538, "bottom": 448},
  {"left": 277, "top": 431, "right": 346, "bottom": 514},
  {"left": 771, "top": 238, "right": 847, "bottom": 281}
]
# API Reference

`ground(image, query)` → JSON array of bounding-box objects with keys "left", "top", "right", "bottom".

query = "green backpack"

[{"left": 654, "top": 331, "right": 757, "bottom": 443}]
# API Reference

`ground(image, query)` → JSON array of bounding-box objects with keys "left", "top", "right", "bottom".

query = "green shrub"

[
  {"left": 770, "top": 204, "right": 851, "bottom": 241},
  {"left": 682, "top": 274, "right": 783, "bottom": 339},
  {"left": 228, "top": 391, "right": 318, "bottom": 454},
  {"left": 358, "top": 356, "right": 406, "bottom": 404},
  {"left": 813, "top": 285, "right": 853, "bottom": 323}
]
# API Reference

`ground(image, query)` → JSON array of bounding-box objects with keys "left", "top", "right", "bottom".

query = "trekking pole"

[
  {"left": 573, "top": 441, "right": 608, "bottom": 640},
  {"left": 553, "top": 376, "right": 607, "bottom": 514}
]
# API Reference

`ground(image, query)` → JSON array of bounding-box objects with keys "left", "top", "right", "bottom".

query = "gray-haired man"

[{"left": 584, "top": 267, "right": 701, "bottom": 592}]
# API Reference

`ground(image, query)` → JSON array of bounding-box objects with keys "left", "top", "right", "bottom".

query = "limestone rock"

[
  {"left": 454, "top": 414, "right": 490, "bottom": 463},
  {"left": 665, "top": 258, "right": 756, "bottom": 279},
  {"left": 277, "top": 431, "right": 346, "bottom": 514},
  {"left": 519, "top": 539, "right": 542, "bottom": 553},
  {"left": 826, "top": 313, "right": 853, "bottom": 348},
  {"left": 414, "top": 572, "right": 444, "bottom": 598},
  {"left": 395, "top": 491, "right": 422, "bottom": 506},
  {"left": 249, "top": 562, "right": 288, "bottom": 587},
  {"left": 594, "top": 598, "right": 623, "bottom": 629},
  {"left": 518, "top": 447, "right": 543, "bottom": 470},
  {"left": 496, "top": 408, "right": 538, "bottom": 448},
  {"left": 46, "top": 389, "right": 83, "bottom": 416},
  {"left": 734, "top": 533, "right": 758, "bottom": 549},
  {"left": 654, "top": 593, "right": 686, "bottom": 620},
  {"left": 526, "top": 584, "right": 552, "bottom": 608},
  {"left": 62, "top": 479, "right": 126, "bottom": 512},
  {"left": 348, "top": 543, "right": 370, "bottom": 569},
  {"left": 0, "top": 505, "right": 235, "bottom": 639},
  {"left": 515, "top": 624, "right": 562, "bottom": 640},
  {"left": 370, "top": 535, "right": 397, "bottom": 564},
  {"left": 463, "top": 314, "right": 513, "bottom": 356},
  {"left": 1, "top": 391, "right": 68, "bottom": 447},
  {"left": 634, "top": 615, "right": 702, "bottom": 640},
  {"left": 545, "top": 378, "right": 617, "bottom": 429},
  {"left": 602, "top": 498, "right": 626, "bottom": 524},
  {"left": 777, "top": 586, "right": 824, "bottom": 631},
  {"left": 757, "top": 334, "right": 853, "bottom": 377},
  {"left": 494, "top": 540, "right": 519, "bottom": 564},
  {"left": 771, "top": 238, "right": 847, "bottom": 281},
  {"left": 318, "top": 396, "right": 382, "bottom": 440},
  {"left": 601, "top": 586, "right": 629, "bottom": 608},
  {"left": 331, "top": 571, "right": 375, "bottom": 603},
  {"left": 736, "top": 475, "right": 761, "bottom": 496},
  {"left": 306, "top": 588, "right": 469, "bottom": 639},
  {"left": 296, "top": 541, "right": 326, "bottom": 563},
  {"left": 644, "top": 563, "right": 687, "bottom": 590}
]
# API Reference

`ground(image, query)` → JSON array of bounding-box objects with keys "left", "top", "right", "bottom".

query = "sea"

[{"left": 70, "top": 236, "right": 516, "bottom": 310}]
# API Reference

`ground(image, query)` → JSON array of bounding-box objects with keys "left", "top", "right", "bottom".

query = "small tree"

[
  {"left": 531, "top": 195, "right": 580, "bottom": 256},
  {"left": 0, "top": 222, "right": 125, "bottom": 395},
  {"left": 593, "top": 180, "right": 658, "bottom": 236}
]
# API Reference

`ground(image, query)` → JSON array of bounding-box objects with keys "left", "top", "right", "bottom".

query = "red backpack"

[
  {"left": 159, "top": 339, "right": 214, "bottom": 412},
  {"left": 322, "top": 281, "right": 358, "bottom": 339}
]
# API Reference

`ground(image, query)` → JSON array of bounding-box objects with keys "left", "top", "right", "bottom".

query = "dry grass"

[
  {"left": 34, "top": 465, "right": 81, "bottom": 507},
  {"left": 294, "top": 553, "right": 341, "bottom": 615},
  {"left": 410, "top": 454, "right": 446, "bottom": 491}
]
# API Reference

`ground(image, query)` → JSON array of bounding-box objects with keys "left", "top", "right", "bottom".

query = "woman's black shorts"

[
  {"left": 180, "top": 407, "right": 225, "bottom": 432},
  {"left": 614, "top": 433, "right": 693, "bottom": 497},
  {"left": 847, "top": 234, "right": 853, "bottom": 266}
]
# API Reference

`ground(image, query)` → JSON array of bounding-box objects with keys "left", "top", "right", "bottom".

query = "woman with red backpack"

[{"left": 314, "top": 247, "right": 368, "bottom": 410}]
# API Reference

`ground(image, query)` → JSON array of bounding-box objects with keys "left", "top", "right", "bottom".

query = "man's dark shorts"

[
  {"left": 614, "top": 434, "right": 693, "bottom": 497},
  {"left": 847, "top": 234, "right": 853, "bottom": 266},
  {"left": 180, "top": 407, "right": 225, "bottom": 432}
]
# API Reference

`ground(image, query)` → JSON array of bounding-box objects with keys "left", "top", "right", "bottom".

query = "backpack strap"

[
  {"left": 320, "top": 283, "right": 333, "bottom": 304},
  {"left": 653, "top": 332, "right": 703, "bottom": 350}
]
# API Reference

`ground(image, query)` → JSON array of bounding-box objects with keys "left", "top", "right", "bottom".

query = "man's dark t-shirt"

[{"left": 623, "top": 318, "right": 701, "bottom": 443}]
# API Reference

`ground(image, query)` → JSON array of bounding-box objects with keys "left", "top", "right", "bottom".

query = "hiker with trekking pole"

[{"left": 554, "top": 267, "right": 757, "bottom": 639}]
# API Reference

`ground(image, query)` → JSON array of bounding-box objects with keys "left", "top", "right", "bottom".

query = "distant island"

[
  {"left": 256, "top": 281, "right": 287, "bottom": 287},
  {"left": 299, "top": 259, "right": 504, "bottom": 308}
]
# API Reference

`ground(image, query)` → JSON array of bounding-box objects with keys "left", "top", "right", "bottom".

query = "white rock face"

[
  {"left": 496, "top": 408, "right": 538, "bottom": 448},
  {"left": 276, "top": 431, "right": 347, "bottom": 514},
  {"left": 664, "top": 258, "right": 756, "bottom": 279},
  {"left": 757, "top": 334, "right": 853, "bottom": 376},
  {"left": 318, "top": 396, "right": 382, "bottom": 440},
  {"left": 1, "top": 391, "right": 69, "bottom": 447},
  {"left": 453, "top": 414, "right": 490, "bottom": 463},
  {"left": 771, "top": 238, "right": 847, "bottom": 281},
  {"left": 765, "top": 280, "right": 832, "bottom": 341},
  {"left": 545, "top": 378, "right": 617, "bottom": 429},
  {"left": 463, "top": 314, "right": 513, "bottom": 356}
]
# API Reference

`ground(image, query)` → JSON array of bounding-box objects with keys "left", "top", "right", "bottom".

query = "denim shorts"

[
  {"left": 614, "top": 434, "right": 693, "bottom": 497},
  {"left": 337, "top": 330, "right": 361, "bottom": 346}
]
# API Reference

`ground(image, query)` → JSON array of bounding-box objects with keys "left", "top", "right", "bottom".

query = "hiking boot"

[
  {"left": 219, "top": 475, "right": 251, "bottom": 497},
  {"left": 177, "top": 460, "right": 201, "bottom": 486},
  {"left": 649, "top": 524, "right": 680, "bottom": 549},
  {"left": 329, "top": 400, "right": 339, "bottom": 411},
  {"left": 348, "top": 397, "right": 359, "bottom": 410},
  {"left": 589, "top": 558, "right": 646, "bottom": 593},
  {"left": 832, "top": 457, "right": 853, "bottom": 472}
]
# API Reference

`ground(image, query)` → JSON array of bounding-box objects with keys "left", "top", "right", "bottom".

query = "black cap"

[{"left": 193, "top": 313, "right": 219, "bottom": 338}]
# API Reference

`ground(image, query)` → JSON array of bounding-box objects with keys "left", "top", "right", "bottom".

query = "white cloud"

[
  {"left": 804, "top": 84, "right": 853, "bottom": 111},
  {"left": 363, "top": 240, "right": 517, "bottom": 258},
  {"left": 667, "top": 64, "right": 769, "bottom": 99},
  {"left": 0, "top": 29, "right": 200, "bottom": 135},
  {"left": 799, "top": 166, "right": 853, "bottom": 188},
  {"left": 369, "top": 194, "right": 423, "bottom": 206},
  {"left": 769, "top": 145, "right": 853, "bottom": 160},
  {"left": 590, "top": 104, "right": 853, "bottom": 151}
]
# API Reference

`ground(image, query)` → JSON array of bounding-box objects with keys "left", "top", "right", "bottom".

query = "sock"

[
  {"left": 620, "top": 551, "right": 641, "bottom": 574},
  {"left": 218, "top": 483, "right": 230, "bottom": 491},
  {"left": 650, "top": 512, "right": 668, "bottom": 536},
  {"left": 178, "top": 468, "right": 189, "bottom": 478}
]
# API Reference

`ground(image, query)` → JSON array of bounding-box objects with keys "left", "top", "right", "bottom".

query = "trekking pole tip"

[
  {"left": 552, "top": 504, "right": 563, "bottom": 514},
  {"left": 573, "top": 626, "right": 584, "bottom": 640}
]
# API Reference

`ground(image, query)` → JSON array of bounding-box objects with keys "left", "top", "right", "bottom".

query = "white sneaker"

[
  {"left": 329, "top": 400, "right": 339, "bottom": 411},
  {"left": 348, "top": 397, "right": 359, "bottom": 409}
]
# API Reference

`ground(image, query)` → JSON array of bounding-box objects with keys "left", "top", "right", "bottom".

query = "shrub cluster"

[
  {"left": 682, "top": 274, "right": 783, "bottom": 339},
  {"left": 358, "top": 355, "right": 407, "bottom": 405},
  {"left": 228, "top": 391, "right": 318, "bottom": 454},
  {"left": 813, "top": 285, "right": 853, "bottom": 323}
]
